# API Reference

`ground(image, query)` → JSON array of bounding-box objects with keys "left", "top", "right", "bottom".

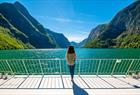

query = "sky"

[{"left": 0, "top": 0, "right": 134, "bottom": 42}]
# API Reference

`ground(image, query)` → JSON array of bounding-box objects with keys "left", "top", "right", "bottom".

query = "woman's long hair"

[{"left": 67, "top": 46, "right": 75, "bottom": 54}]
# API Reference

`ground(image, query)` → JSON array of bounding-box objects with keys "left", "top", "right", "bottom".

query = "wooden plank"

[
  {"left": 39, "top": 75, "right": 62, "bottom": 88},
  {"left": 51, "top": 77, "right": 54, "bottom": 88},
  {"left": 18, "top": 77, "right": 31, "bottom": 88},
  {"left": 0, "top": 77, "right": 25, "bottom": 88},
  {"left": 0, "top": 76, "right": 14, "bottom": 86},
  {"left": 81, "top": 76, "right": 113, "bottom": 88},
  {"left": 62, "top": 76, "right": 72, "bottom": 88},
  {"left": 29, "top": 78, "right": 41, "bottom": 88},
  {"left": 19, "top": 77, "right": 41, "bottom": 88},
  {"left": 62, "top": 75, "right": 89, "bottom": 88},
  {"left": 118, "top": 77, "right": 140, "bottom": 87},
  {"left": 101, "top": 77, "right": 133, "bottom": 88},
  {"left": 26, "top": 78, "right": 34, "bottom": 88},
  {"left": 74, "top": 76, "right": 89, "bottom": 88},
  {"left": 56, "top": 77, "right": 62, "bottom": 88},
  {"left": 0, "top": 79, "right": 10, "bottom": 86},
  {"left": 39, "top": 77, "right": 49, "bottom": 88}
]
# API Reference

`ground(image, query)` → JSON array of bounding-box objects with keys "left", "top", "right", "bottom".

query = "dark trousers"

[{"left": 68, "top": 64, "right": 75, "bottom": 79}]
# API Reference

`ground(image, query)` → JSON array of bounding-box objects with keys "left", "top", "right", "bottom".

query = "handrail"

[{"left": 0, "top": 58, "right": 140, "bottom": 61}]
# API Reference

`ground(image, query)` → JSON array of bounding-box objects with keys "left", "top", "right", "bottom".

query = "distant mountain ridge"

[
  {"left": 83, "top": 0, "right": 140, "bottom": 48},
  {"left": 0, "top": 1, "right": 70, "bottom": 49},
  {"left": 46, "top": 29, "right": 70, "bottom": 48},
  {"left": 70, "top": 41, "right": 79, "bottom": 48}
]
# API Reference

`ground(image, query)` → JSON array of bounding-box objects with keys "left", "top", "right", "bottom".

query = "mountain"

[
  {"left": 77, "top": 24, "right": 107, "bottom": 48},
  {"left": 86, "top": 24, "right": 108, "bottom": 43},
  {"left": 70, "top": 41, "right": 79, "bottom": 48},
  {"left": 46, "top": 29, "right": 70, "bottom": 48},
  {"left": 0, "top": 26, "right": 28, "bottom": 49},
  {"left": 84, "top": 24, "right": 108, "bottom": 47},
  {"left": 78, "top": 39, "right": 87, "bottom": 47},
  {"left": 0, "top": 1, "right": 70, "bottom": 49},
  {"left": 84, "top": 0, "right": 140, "bottom": 48},
  {"left": 70, "top": 39, "right": 88, "bottom": 48}
]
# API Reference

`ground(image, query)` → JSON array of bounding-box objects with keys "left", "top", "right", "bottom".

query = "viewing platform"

[{"left": 0, "top": 59, "right": 140, "bottom": 95}]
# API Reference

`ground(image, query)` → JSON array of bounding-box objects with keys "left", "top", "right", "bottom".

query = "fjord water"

[{"left": 0, "top": 49, "right": 140, "bottom": 59}]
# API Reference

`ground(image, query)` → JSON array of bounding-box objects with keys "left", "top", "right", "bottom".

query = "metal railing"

[{"left": 0, "top": 59, "right": 140, "bottom": 75}]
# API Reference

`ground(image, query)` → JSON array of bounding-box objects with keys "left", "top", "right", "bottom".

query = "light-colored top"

[{"left": 66, "top": 53, "right": 76, "bottom": 65}]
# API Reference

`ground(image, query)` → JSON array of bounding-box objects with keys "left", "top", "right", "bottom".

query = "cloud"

[{"left": 52, "top": 17, "right": 85, "bottom": 24}]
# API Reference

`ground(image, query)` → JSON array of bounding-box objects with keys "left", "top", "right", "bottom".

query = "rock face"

[
  {"left": 0, "top": 1, "right": 70, "bottom": 49},
  {"left": 84, "top": 0, "right": 140, "bottom": 48},
  {"left": 46, "top": 29, "right": 70, "bottom": 48}
]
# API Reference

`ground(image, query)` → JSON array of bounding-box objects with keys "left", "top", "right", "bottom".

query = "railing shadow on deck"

[{"left": 72, "top": 80, "right": 88, "bottom": 95}]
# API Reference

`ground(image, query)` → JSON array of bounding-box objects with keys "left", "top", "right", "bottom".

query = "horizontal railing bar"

[{"left": 0, "top": 58, "right": 140, "bottom": 61}]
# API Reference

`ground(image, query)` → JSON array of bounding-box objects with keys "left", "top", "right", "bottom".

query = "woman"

[{"left": 66, "top": 46, "right": 76, "bottom": 81}]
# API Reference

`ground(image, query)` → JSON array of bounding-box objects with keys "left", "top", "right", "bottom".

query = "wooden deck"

[{"left": 0, "top": 75, "right": 140, "bottom": 95}]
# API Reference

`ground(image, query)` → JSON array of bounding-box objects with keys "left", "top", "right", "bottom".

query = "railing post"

[
  {"left": 6, "top": 60, "right": 13, "bottom": 74},
  {"left": 22, "top": 60, "right": 29, "bottom": 75},
  {"left": 78, "top": 59, "right": 81, "bottom": 76},
  {"left": 126, "top": 59, "right": 134, "bottom": 75},
  {"left": 111, "top": 59, "right": 118, "bottom": 75},
  {"left": 96, "top": 59, "right": 101, "bottom": 75},
  {"left": 88, "top": 60, "right": 90, "bottom": 74},
  {"left": 39, "top": 59, "right": 44, "bottom": 75},
  {"left": 59, "top": 59, "right": 62, "bottom": 75}
]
